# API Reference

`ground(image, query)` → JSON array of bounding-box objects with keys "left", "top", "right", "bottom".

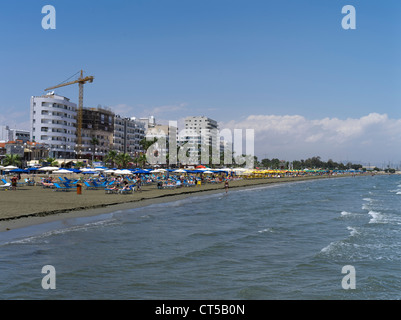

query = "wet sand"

[{"left": 0, "top": 174, "right": 362, "bottom": 232}]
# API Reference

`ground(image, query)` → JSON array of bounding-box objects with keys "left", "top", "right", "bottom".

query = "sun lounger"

[
  {"left": 84, "top": 181, "right": 97, "bottom": 190},
  {"left": 53, "top": 182, "right": 72, "bottom": 192},
  {"left": 105, "top": 188, "right": 118, "bottom": 194},
  {"left": 162, "top": 183, "right": 176, "bottom": 189},
  {"left": 62, "top": 182, "right": 77, "bottom": 188},
  {"left": 41, "top": 182, "right": 55, "bottom": 188},
  {"left": 91, "top": 181, "right": 107, "bottom": 189},
  {"left": 119, "top": 185, "right": 134, "bottom": 194},
  {"left": 183, "top": 182, "right": 196, "bottom": 187},
  {"left": 0, "top": 182, "right": 11, "bottom": 190}
]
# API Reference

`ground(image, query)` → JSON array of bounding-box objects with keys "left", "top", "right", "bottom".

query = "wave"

[
  {"left": 1, "top": 218, "right": 119, "bottom": 246},
  {"left": 340, "top": 211, "right": 356, "bottom": 217},
  {"left": 258, "top": 228, "right": 274, "bottom": 234},
  {"left": 347, "top": 226, "right": 359, "bottom": 237},
  {"left": 368, "top": 211, "right": 385, "bottom": 224},
  {"left": 362, "top": 203, "right": 370, "bottom": 210},
  {"left": 320, "top": 240, "right": 348, "bottom": 255}
]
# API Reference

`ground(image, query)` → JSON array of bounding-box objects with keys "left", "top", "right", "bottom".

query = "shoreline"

[{"left": 0, "top": 173, "right": 380, "bottom": 232}]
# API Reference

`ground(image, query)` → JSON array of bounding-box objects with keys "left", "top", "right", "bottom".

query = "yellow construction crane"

[{"left": 45, "top": 70, "right": 94, "bottom": 156}]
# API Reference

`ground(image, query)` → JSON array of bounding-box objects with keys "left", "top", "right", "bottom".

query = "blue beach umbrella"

[
  {"left": 9, "top": 168, "right": 28, "bottom": 173},
  {"left": 133, "top": 170, "right": 148, "bottom": 174}
]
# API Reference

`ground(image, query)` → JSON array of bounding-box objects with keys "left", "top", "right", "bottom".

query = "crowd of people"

[{"left": 1, "top": 171, "right": 237, "bottom": 194}]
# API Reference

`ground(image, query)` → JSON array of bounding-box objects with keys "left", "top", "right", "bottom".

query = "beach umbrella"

[
  {"left": 3, "top": 165, "right": 18, "bottom": 170},
  {"left": 203, "top": 170, "right": 214, "bottom": 174},
  {"left": 114, "top": 169, "right": 132, "bottom": 175},
  {"left": 9, "top": 168, "right": 27, "bottom": 173},
  {"left": 120, "top": 169, "right": 133, "bottom": 175},
  {"left": 8, "top": 168, "right": 28, "bottom": 174},
  {"left": 174, "top": 169, "right": 187, "bottom": 173},
  {"left": 81, "top": 171, "right": 97, "bottom": 174},
  {"left": 133, "top": 169, "right": 150, "bottom": 174},
  {"left": 38, "top": 166, "right": 59, "bottom": 171},
  {"left": 54, "top": 169, "right": 72, "bottom": 174},
  {"left": 104, "top": 169, "right": 116, "bottom": 174}
]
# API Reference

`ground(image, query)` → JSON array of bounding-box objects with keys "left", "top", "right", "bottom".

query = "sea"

[{"left": 1, "top": 174, "right": 401, "bottom": 300}]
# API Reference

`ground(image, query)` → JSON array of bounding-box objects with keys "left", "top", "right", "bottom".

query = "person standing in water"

[{"left": 224, "top": 180, "right": 229, "bottom": 194}]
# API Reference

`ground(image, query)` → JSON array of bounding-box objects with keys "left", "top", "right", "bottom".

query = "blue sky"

[{"left": 1, "top": 1, "right": 401, "bottom": 164}]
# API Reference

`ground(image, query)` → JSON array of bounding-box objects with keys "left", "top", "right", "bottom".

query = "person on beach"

[
  {"left": 122, "top": 181, "right": 129, "bottom": 190},
  {"left": 11, "top": 176, "right": 17, "bottom": 191},
  {"left": 136, "top": 178, "right": 142, "bottom": 192},
  {"left": 224, "top": 180, "right": 229, "bottom": 193}
]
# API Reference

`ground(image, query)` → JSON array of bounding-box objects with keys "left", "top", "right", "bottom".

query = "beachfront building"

[
  {"left": 80, "top": 106, "right": 115, "bottom": 160},
  {"left": 24, "top": 141, "right": 50, "bottom": 164},
  {"left": 0, "top": 125, "right": 30, "bottom": 144},
  {"left": 145, "top": 124, "right": 178, "bottom": 165},
  {"left": 178, "top": 116, "right": 219, "bottom": 164},
  {"left": 182, "top": 116, "right": 218, "bottom": 146},
  {"left": 8, "top": 128, "right": 30, "bottom": 144},
  {"left": 137, "top": 116, "right": 156, "bottom": 130},
  {"left": 30, "top": 93, "right": 77, "bottom": 159},
  {"left": 113, "top": 116, "right": 146, "bottom": 156}
]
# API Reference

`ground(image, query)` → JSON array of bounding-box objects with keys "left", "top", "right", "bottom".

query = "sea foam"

[{"left": 368, "top": 211, "right": 385, "bottom": 224}]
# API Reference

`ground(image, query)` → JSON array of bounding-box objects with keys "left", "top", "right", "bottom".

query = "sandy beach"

[{"left": 0, "top": 174, "right": 367, "bottom": 232}]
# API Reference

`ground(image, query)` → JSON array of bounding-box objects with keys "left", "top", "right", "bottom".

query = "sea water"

[{"left": 1, "top": 175, "right": 401, "bottom": 299}]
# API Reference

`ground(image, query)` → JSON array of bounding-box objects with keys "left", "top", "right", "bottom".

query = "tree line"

[{"left": 259, "top": 156, "right": 363, "bottom": 170}]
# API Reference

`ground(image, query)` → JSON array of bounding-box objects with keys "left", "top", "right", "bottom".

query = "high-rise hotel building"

[
  {"left": 181, "top": 116, "right": 218, "bottom": 148},
  {"left": 30, "top": 93, "right": 77, "bottom": 159},
  {"left": 178, "top": 116, "right": 219, "bottom": 164}
]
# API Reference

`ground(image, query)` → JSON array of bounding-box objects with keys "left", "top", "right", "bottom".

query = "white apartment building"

[
  {"left": 146, "top": 124, "right": 178, "bottom": 160},
  {"left": 113, "top": 116, "right": 146, "bottom": 155},
  {"left": 180, "top": 116, "right": 218, "bottom": 147},
  {"left": 30, "top": 93, "right": 77, "bottom": 159},
  {"left": 0, "top": 125, "right": 30, "bottom": 143},
  {"left": 177, "top": 116, "right": 219, "bottom": 165}
]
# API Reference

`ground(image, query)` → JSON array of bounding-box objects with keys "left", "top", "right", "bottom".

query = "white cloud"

[
  {"left": 145, "top": 103, "right": 188, "bottom": 116},
  {"left": 109, "top": 104, "right": 138, "bottom": 118},
  {"left": 220, "top": 113, "right": 401, "bottom": 164}
]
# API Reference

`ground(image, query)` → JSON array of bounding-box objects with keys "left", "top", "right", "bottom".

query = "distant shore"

[{"left": 0, "top": 173, "right": 382, "bottom": 232}]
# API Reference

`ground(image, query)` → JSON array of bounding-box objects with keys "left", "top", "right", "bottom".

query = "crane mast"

[{"left": 45, "top": 70, "right": 94, "bottom": 157}]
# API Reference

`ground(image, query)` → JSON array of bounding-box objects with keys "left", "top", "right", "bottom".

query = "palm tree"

[
  {"left": 116, "top": 153, "right": 132, "bottom": 169},
  {"left": 137, "top": 154, "right": 147, "bottom": 168},
  {"left": 139, "top": 137, "right": 157, "bottom": 153},
  {"left": 90, "top": 137, "right": 99, "bottom": 164},
  {"left": 104, "top": 150, "right": 118, "bottom": 168},
  {"left": 74, "top": 161, "right": 85, "bottom": 169},
  {"left": 42, "top": 157, "right": 56, "bottom": 165},
  {"left": 2, "top": 154, "right": 21, "bottom": 167}
]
